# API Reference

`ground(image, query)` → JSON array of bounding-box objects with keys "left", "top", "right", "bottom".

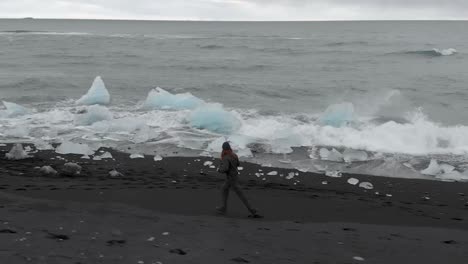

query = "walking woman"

[{"left": 216, "top": 142, "right": 261, "bottom": 218}]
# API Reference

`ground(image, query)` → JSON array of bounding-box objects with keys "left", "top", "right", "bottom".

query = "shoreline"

[{"left": 1, "top": 144, "right": 468, "bottom": 263}]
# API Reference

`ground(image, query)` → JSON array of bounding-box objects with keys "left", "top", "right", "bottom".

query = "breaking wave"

[
  {"left": 395, "top": 48, "right": 458, "bottom": 57},
  {"left": 1, "top": 79, "right": 468, "bottom": 180}
]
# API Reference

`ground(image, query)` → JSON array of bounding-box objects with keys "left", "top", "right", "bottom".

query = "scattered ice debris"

[
  {"left": 237, "top": 167, "right": 243, "bottom": 171},
  {"left": 203, "top": 161, "right": 213, "bottom": 166},
  {"left": 147, "top": 237, "right": 155, "bottom": 241},
  {"left": 347, "top": 178, "right": 359, "bottom": 185},
  {"left": 62, "top": 162, "right": 82, "bottom": 176},
  {"left": 109, "top": 169, "right": 123, "bottom": 177},
  {"left": 5, "top": 144, "right": 30, "bottom": 160},
  {"left": 56, "top": 141, "right": 94, "bottom": 156},
  {"left": 267, "top": 171, "right": 278, "bottom": 176},
  {"left": 154, "top": 155, "right": 163, "bottom": 161},
  {"left": 319, "top": 148, "right": 343, "bottom": 162},
  {"left": 39, "top": 165, "right": 57, "bottom": 176},
  {"left": 322, "top": 181, "right": 328, "bottom": 185},
  {"left": 162, "top": 232, "right": 170, "bottom": 236},
  {"left": 343, "top": 149, "right": 368, "bottom": 163},
  {"left": 286, "top": 172, "right": 295, "bottom": 180},
  {"left": 353, "top": 256, "right": 365, "bottom": 261},
  {"left": 2, "top": 101, "right": 31, "bottom": 117},
  {"left": 358, "top": 182, "right": 374, "bottom": 190},
  {"left": 130, "top": 153, "right": 144, "bottom": 159},
  {"left": 76, "top": 76, "right": 110, "bottom": 105},
  {"left": 325, "top": 170, "right": 342, "bottom": 178}
]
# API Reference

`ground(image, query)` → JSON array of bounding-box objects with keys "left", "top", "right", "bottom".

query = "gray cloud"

[{"left": 0, "top": 0, "right": 467, "bottom": 20}]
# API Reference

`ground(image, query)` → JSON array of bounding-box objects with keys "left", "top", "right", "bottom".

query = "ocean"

[{"left": 1, "top": 19, "right": 468, "bottom": 180}]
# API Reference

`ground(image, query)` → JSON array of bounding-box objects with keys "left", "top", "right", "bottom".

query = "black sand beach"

[{"left": 1, "top": 144, "right": 467, "bottom": 263}]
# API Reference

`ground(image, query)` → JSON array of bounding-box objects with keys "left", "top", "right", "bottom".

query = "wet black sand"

[{"left": 0, "top": 144, "right": 467, "bottom": 263}]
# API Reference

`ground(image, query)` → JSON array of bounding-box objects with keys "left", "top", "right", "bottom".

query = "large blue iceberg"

[
  {"left": 76, "top": 76, "right": 110, "bottom": 105},
  {"left": 189, "top": 104, "right": 241, "bottom": 134}
]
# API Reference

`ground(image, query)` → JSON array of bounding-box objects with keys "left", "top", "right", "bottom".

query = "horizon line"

[{"left": 1, "top": 17, "right": 468, "bottom": 22}]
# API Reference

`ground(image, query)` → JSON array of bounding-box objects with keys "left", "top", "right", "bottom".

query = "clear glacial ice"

[{"left": 76, "top": 76, "right": 110, "bottom": 105}]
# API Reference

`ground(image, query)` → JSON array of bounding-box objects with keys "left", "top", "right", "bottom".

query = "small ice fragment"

[
  {"left": 154, "top": 155, "right": 163, "bottom": 161},
  {"left": 343, "top": 149, "right": 368, "bottom": 163},
  {"left": 286, "top": 172, "right": 295, "bottom": 180},
  {"left": 353, "top": 256, "right": 365, "bottom": 261},
  {"left": 295, "top": 172, "right": 299, "bottom": 176},
  {"left": 162, "top": 232, "right": 169, "bottom": 236},
  {"left": 5, "top": 144, "right": 30, "bottom": 160},
  {"left": 56, "top": 141, "right": 94, "bottom": 156},
  {"left": 76, "top": 76, "right": 110, "bottom": 105},
  {"left": 62, "top": 162, "right": 82, "bottom": 176},
  {"left": 267, "top": 171, "right": 278, "bottom": 176},
  {"left": 255, "top": 173, "right": 261, "bottom": 177},
  {"left": 138, "top": 261, "right": 144, "bottom": 264},
  {"left": 325, "top": 170, "right": 342, "bottom": 178},
  {"left": 322, "top": 181, "right": 328, "bottom": 185},
  {"left": 319, "top": 148, "right": 343, "bottom": 162},
  {"left": 262, "top": 178, "right": 266, "bottom": 181},
  {"left": 358, "top": 182, "right": 374, "bottom": 190},
  {"left": 81, "top": 155, "right": 90, "bottom": 159},
  {"left": 420, "top": 159, "right": 442, "bottom": 175},
  {"left": 347, "top": 178, "right": 359, "bottom": 185},
  {"left": 209, "top": 165, "right": 215, "bottom": 169},
  {"left": 109, "top": 169, "right": 123, "bottom": 177},
  {"left": 203, "top": 161, "right": 213, "bottom": 166},
  {"left": 39, "top": 165, "right": 57, "bottom": 176},
  {"left": 386, "top": 194, "right": 392, "bottom": 197},
  {"left": 130, "top": 153, "right": 144, "bottom": 159},
  {"left": 24, "top": 146, "right": 32, "bottom": 152},
  {"left": 147, "top": 237, "right": 155, "bottom": 241},
  {"left": 237, "top": 167, "right": 243, "bottom": 171}
]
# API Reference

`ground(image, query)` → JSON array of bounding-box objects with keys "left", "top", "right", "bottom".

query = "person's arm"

[{"left": 218, "top": 156, "right": 230, "bottom": 173}]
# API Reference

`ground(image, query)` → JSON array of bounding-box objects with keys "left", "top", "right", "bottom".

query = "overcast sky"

[{"left": 0, "top": 0, "right": 467, "bottom": 21}]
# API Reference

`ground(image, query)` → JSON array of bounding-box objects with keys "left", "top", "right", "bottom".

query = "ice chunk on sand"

[
  {"left": 189, "top": 104, "right": 241, "bottom": 134},
  {"left": 39, "top": 166, "right": 57, "bottom": 176},
  {"left": 93, "top": 151, "right": 113, "bottom": 160},
  {"left": 319, "top": 102, "right": 354, "bottom": 127},
  {"left": 420, "top": 159, "right": 454, "bottom": 176},
  {"left": 76, "top": 76, "right": 110, "bottom": 105},
  {"left": 5, "top": 144, "right": 30, "bottom": 160},
  {"left": 56, "top": 141, "right": 94, "bottom": 156},
  {"left": 237, "top": 167, "right": 243, "bottom": 171},
  {"left": 343, "top": 149, "right": 368, "bottom": 163},
  {"left": 319, "top": 148, "right": 343, "bottom": 162},
  {"left": 286, "top": 172, "right": 295, "bottom": 180},
  {"left": 358, "top": 182, "right": 374, "bottom": 190},
  {"left": 143, "top": 87, "right": 204, "bottom": 110},
  {"left": 33, "top": 140, "right": 54, "bottom": 150},
  {"left": 353, "top": 256, "right": 365, "bottom": 261},
  {"left": 2, "top": 101, "right": 31, "bottom": 117},
  {"left": 267, "top": 171, "right": 278, "bottom": 176},
  {"left": 436, "top": 170, "right": 468, "bottom": 181},
  {"left": 62, "top": 162, "right": 82, "bottom": 176},
  {"left": 130, "top": 153, "right": 144, "bottom": 159},
  {"left": 109, "top": 169, "right": 123, "bottom": 177},
  {"left": 154, "top": 155, "right": 163, "bottom": 161},
  {"left": 203, "top": 161, "right": 213, "bottom": 166},
  {"left": 74, "top": 105, "right": 113, "bottom": 126},
  {"left": 325, "top": 170, "right": 342, "bottom": 177},
  {"left": 347, "top": 178, "right": 359, "bottom": 185}
]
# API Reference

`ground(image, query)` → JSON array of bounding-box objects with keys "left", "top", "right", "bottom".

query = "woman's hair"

[{"left": 221, "top": 142, "right": 238, "bottom": 159}]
